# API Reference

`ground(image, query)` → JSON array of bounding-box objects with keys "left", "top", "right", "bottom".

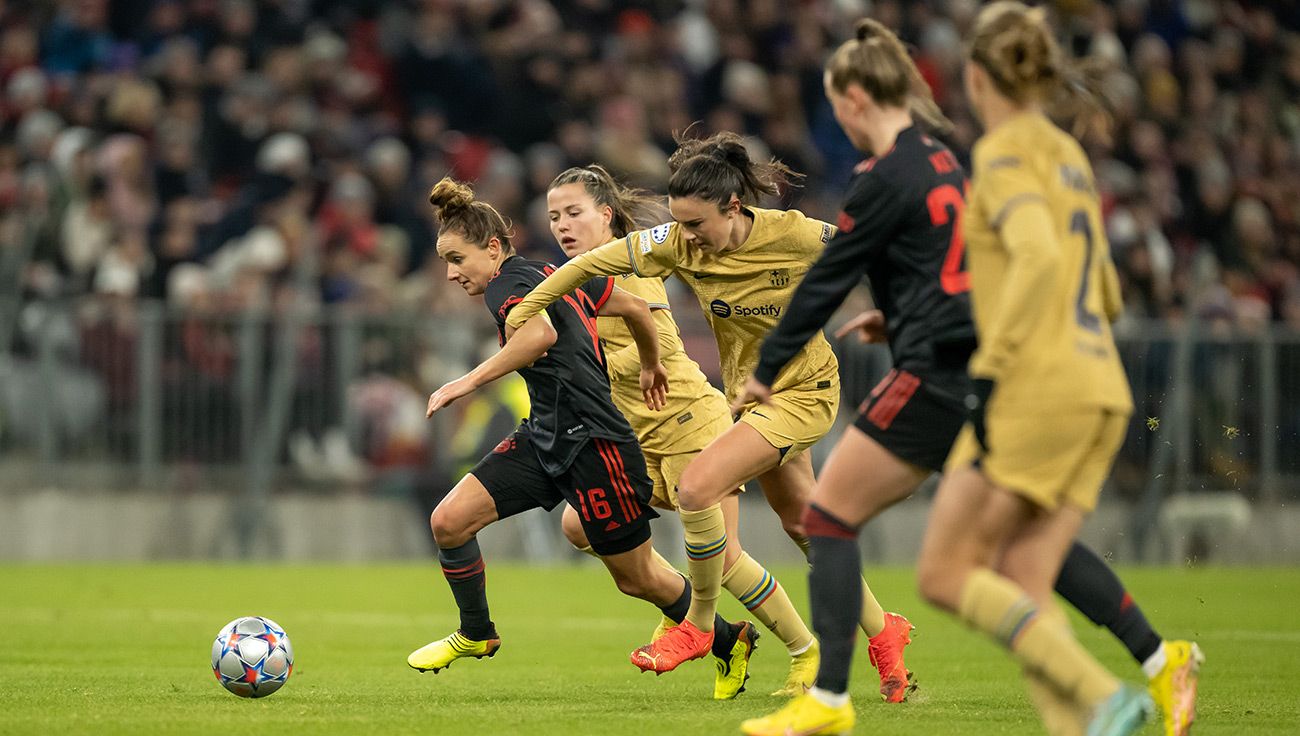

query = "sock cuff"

[
  {"left": 802, "top": 503, "right": 858, "bottom": 540},
  {"left": 439, "top": 538, "right": 484, "bottom": 579},
  {"left": 959, "top": 568, "right": 1039, "bottom": 648},
  {"left": 678, "top": 505, "right": 723, "bottom": 523}
]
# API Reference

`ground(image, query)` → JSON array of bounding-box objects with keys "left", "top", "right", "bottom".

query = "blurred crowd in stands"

[
  {"left": 2, "top": 0, "right": 1299, "bottom": 484},
  {"left": 3, "top": 0, "right": 1299, "bottom": 327}
]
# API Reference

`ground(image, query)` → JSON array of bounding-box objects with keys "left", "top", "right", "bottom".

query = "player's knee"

[
  {"left": 429, "top": 505, "right": 470, "bottom": 548},
  {"left": 560, "top": 507, "right": 589, "bottom": 549},
  {"left": 676, "top": 467, "right": 716, "bottom": 511},
  {"left": 915, "top": 556, "right": 956, "bottom": 609}
]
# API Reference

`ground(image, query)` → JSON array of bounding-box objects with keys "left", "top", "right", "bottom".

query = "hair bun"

[
  {"left": 855, "top": 18, "right": 882, "bottom": 42},
  {"left": 427, "top": 178, "right": 475, "bottom": 221},
  {"left": 709, "top": 138, "right": 751, "bottom": 171}
]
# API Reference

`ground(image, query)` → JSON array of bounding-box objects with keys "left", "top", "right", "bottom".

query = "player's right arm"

[
  {"left": 966, "top": 152, "right": 1062, "bottom": 383},
  {"left": 427, "top": 277, "right": 557, "bottom": 415},
  {"left": 504, "top": 230, "right": 676, "bottom": 331}
]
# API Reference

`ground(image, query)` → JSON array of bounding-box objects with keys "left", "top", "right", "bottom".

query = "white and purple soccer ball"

[{"left": 211, "top": 616, "right": 294, "bottom": 698}]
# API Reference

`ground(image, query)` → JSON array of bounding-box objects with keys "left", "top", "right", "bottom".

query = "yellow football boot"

[
  {"left": 407, "top": 630, "right": 501, "bottom": 673},
  {"left": 741, "top": 692, "right": 854, "bottom": 736}
]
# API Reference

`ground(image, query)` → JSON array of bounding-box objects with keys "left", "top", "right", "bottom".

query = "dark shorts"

[
  {"left": 853, "top": 368, "right": 967, "bottom": 473},
  {"left": 470, "top": 431, "right": 657, "bottom": 556}
]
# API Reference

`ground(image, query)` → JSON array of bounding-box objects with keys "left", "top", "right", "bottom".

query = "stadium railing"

[{"left": 1, "top": 299, "right": 1296, "bottom": 560}]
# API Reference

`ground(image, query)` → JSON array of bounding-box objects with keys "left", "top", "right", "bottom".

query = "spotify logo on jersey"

[{"left": 710, "top": 300, "right": 781, "bottom": 319}]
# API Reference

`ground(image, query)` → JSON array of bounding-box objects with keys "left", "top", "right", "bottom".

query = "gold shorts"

[
  {"left": 945, "top": 407, "right": 1130, "bottom": 512},
  {"left": 645, "top": 396, "right": 734, "bottom": 508},
  {"left": 736, "top": 382, "right": 839, "bottom": 467}
]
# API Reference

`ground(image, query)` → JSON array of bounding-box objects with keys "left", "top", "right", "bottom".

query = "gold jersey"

[
  {"left": 963, "top": 112, "right": 1132, "bottom": 411},
  {"left": 597, "top": 272, "right": 725, "bottom": 455},
  {"left": 505, "top": 206, "right": 840, "bottom": 403}
]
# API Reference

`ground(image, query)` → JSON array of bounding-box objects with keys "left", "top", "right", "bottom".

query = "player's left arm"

[
  {"left": 597, "top": 286, "right": 669, "bottom": 410},
  {"left": 966, "top": 159, "right": 1062, "bottom": 383}
]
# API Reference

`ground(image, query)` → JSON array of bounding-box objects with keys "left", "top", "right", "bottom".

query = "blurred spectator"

[{"left": 5, "top": 0, "right": 1300, "bottom": 488}]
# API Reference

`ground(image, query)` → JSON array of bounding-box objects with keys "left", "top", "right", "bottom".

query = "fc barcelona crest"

[{"left": 769, "top": 268, "right": 790, "bottom": 287}]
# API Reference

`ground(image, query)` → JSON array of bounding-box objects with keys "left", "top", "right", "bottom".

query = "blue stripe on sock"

[
  {"left": 739, "top": 572, "right": 775, "bottom": 609},
  {"left": 685, "top": 535, "right": 727, "bottom": 560}
]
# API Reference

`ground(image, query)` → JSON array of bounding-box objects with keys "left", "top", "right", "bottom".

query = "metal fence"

[{"left": 2, "top": 298, "right": 1298, "bottom": 549}]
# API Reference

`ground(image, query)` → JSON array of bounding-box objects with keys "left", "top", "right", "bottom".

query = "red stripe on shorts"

[
  {"left": 601, "top": 439, "right": 641, "bottom": 521},
  {"left": 595, "top": 440, "right": 635, "bottom": 521},
  {"left": 866, "top": 370, "right": 920, "bottom": 430}
]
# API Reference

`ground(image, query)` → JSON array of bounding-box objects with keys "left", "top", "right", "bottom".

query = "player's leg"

[
  {"left": 717, "top": 491, "right": 816, "bottom": 672},
  {"left": 562, "top": 501, "right": 679, "bottom": 574},
  {"left": 1054, "top": 541, "right": 1203, "bottom": 736},
  {"left": 757, "top": 453, "right": 890, "bottom": 643},
  {"left": 804, "top": 426, "right": 927, "bottom": 706},
  {"left": 408, "top": 432, "right": 554, "bottom": 673},
  {"left": 673, "top": 423, "right": 775, "bottom": 640},
  {"left": 567, "top": 436, "right": 754, "bottom": 682},
  {"left": 1055, "top": 542, "right": 1161, "bottom": 665},
  {"left": 917, "top": 467, "right": 1126, "bottom": 720},
  {"left": 667, "top": 452, "right": 809, "bottom": 699},
  {"left": 408, "top": 472, "right": 505, "bottom": 672}
]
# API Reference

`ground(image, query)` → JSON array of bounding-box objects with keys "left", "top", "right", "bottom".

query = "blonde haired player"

[
  {"left": 504, "top": 133, "right": 914, "bottom": 698},
  {"left": 917, "top": 4, "right": 1199, "bottom": 736}
]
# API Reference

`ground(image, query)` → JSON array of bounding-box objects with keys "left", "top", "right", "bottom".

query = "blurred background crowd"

[{"left": 1, "top": 0, "right": 1298, "bottom": 499}]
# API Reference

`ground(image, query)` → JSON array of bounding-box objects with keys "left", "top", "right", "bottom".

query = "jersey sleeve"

[
  {"left": 503, "top": 238, "right": 639, "bottom": 330},
  {"left": 967, "top": 151, "right": 1062, "bottom": 381},
  {"left": 622, "top": 223, "right": 679, "bottom": 279},
  {"left": 753, "top": 173, "right": 901, "bottom": 387},
  {"left": 579, "top": 276, "right": 616, "bottom": 312},
  {"left": 484, "top": 272, "right": 535, "bottom": 342}
]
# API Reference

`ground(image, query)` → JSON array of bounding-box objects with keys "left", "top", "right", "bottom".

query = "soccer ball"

[{"left": 211, "top": 616, "right": 294, "bottom": 698}]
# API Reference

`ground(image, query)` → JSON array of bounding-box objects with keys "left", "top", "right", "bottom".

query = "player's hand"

[
  {"left": 834, "top": 309, "right": 888, "bottom": 344},
  {"left": 427, "top": 376, "right": 476, "bottom": 417},
  {"left": 640, "top": 362, "right": 669, "bottom": 411},
  {"left": 730, "top": 375, "right": 772, "bottom": 415},
  {"left": 965, "top": 377, "right": 996, "bottom": 452}
]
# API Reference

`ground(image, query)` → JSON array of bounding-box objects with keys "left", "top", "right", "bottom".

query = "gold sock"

[
  {"left": 649, "top": 546, "right": 679, "bottom": 574},
  {"left": 959, "top": 568, "right": 1119, "bottom": 710},
  {"left": 680, "top": 505, "right": 727, "bottom": 631},
  {"left": 721, "top": 551, "right": 815, "bottom": 653},
  {"left": 574, "top": 544, "right": 598, "bottom": 558},
  {"left": 1024, "top": 607, "right": 1087, "bottom": 735},
  {"left": 859, "top": 578, "right": 887, "bottom": 637}
]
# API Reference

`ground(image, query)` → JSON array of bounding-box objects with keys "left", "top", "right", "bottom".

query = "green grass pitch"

[{"left": 1, "top": 563, "right": 1296, "bottom": 735}]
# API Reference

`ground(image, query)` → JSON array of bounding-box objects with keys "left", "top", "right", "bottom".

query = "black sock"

[
  {"left": 710, "top": 614, "right": 738, "bottom": 659},
  {"left": 657, "top": 576, "right": 737, "bottom": 658},
  {"left": 658, "top": 575, "right": 691, "bottom": 623},
  {"left": 1054, "top": 541, "right": 1162, "bottom": 664},
  {"left": 439, "top": 538, "right": 496, "bottom": 640},
  {"left": 804, "top": 503, "right": 861, "bottom": 695}
]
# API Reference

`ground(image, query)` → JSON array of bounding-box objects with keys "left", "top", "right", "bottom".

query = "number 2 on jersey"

[
  {"left": 1069, "top": 210, "right": 1102, "bottom": 334},
  {"left": 926, "top": 183, "right": 970, "bottom": 295}
]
